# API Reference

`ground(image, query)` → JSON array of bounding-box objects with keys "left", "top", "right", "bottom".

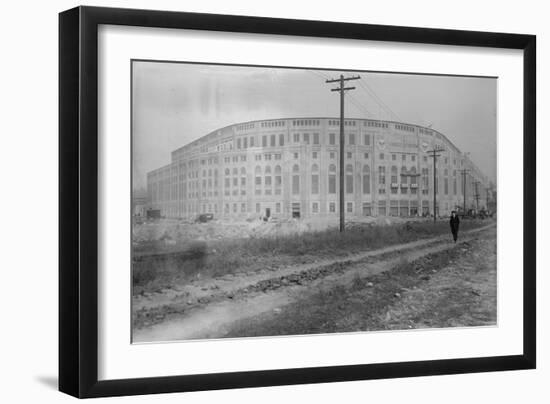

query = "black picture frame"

[{"left": 59, "top": 5, "right": 536, "bottom": 398}]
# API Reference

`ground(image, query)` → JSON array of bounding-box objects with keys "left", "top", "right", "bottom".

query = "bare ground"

[{"left": 132, "top": 223, "right": 496, "bottom": 342}]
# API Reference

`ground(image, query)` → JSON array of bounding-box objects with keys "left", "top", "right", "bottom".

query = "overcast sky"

[{"left": 132, "top": 61, "right": 497, "bottom": 191}]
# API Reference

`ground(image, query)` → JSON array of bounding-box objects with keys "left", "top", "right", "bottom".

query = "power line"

[{"left": 356, "top": 80, "right": 402, "bottom": 122}]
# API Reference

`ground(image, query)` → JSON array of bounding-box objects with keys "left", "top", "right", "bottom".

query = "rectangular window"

[
  {"left": 379, "top": 153, "right": 384, "bottom": 160},
  {"left": 347, "top": 202, "right": 353, "bottom": 213},
  {"left": 294, "top": 152, "right": 299, "bottom": 159},
  {"left": 312, "top": 151, "right": 318, "bottom": 159},
  {"left": 241, "top": 203, "right": 246, "bottom": 212},
  {"left": 364, "top": 153, "right": 369, "bottom": 159},
  {"left": 329, "top": 202, "right": 336, "bottom": 213},
  {"left": 313, "top": 133, "right": 320, "bottom": 144},
  {"left": 303, "top": 133, "right": 310, "bottom": 144},
  {"left": 292, "top": 175, "right": 300, "bottom": 194},
  {"left": 279, "top": 134, "right": 284, "bottom": 146},
  {"left": 265, "top": 176, "right": 272, "bottom": 186},
  {"left": 412, "top": 155, "right": 416, "bottom": 162},
  {"left": 276, "top": 203, "right": 281, "bottom": 213},
  {"left": 364, "top": 134, "right": 370, "bottom": 145},
  {"left": 402, "top": 154, "right": 406, "bottom": 161},
  {"left": 312, "top": 202, "right": 319, "bottom": 214},
  {"left": 346, "top": 174, "right": 353, "bottom": 193},
  {"left": 250, "top": 136, "right": 255, "bottom": 147},
  {"left": 362, "top": 203, "right": 372, "bottom": 216},
  {"left": 293, "top": 133, "right": 300, "bottom": 143},
  {"left": 311, "top": 175, "right": 319, "bottom": 194},
  {"left": 255, "top": 177, "right": 261, "bottom": 186},
  {"left": 347, "top": 152, "right": 352, "bottom": 159},
  {"left": 256, "top": 203, "right": 260, "bottom": 213},
  {"left": 328, "top": 175, "right": 336, "bottom": 194},
  {"left": 243, "top": 137, "right": 248, "bottom": 148},
  {"left": 330, "top": 152, "right": 335, "bottom": 159},
  {"left": 378, "top": 166, "right": 386, "bottom": 184},
  {"left": 329, "top": 133, "right": 336, "bottom": 145},
  {"left": 262, "top": 136, "right": 267, "bottom": 147},
  {"left": 270, "top": 135, "right": 276, "bottom": 147}
]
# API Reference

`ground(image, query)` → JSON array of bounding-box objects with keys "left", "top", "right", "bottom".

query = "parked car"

[{"left": 195, "top": 213, "right": 214, "bottom": 223}]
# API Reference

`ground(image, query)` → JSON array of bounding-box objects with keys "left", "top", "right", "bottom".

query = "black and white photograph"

[{"left": 131, "top": 61, "right": 497, "bottom": 343}]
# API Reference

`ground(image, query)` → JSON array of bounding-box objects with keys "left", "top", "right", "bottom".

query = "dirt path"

[{"left": 133, "top": 223, "right": 495, "bottom": 342}]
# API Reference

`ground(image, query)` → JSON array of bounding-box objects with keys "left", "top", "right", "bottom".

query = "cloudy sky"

[{"left": 132, "top": 61, "right": 497, "bottom": 190}]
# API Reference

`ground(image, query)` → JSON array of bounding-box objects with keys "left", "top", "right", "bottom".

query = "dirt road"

[{"left": 133, "top": 223, "right": 496, "bottom": 342}]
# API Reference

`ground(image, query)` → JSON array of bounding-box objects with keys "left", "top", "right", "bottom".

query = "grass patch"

[{"left": 132, "top": 219, "right": 491, "bottom": 296}]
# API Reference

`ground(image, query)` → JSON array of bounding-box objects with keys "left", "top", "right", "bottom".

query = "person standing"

[{"left": 450, "top": 210, "right": 460, "bottom": 243}]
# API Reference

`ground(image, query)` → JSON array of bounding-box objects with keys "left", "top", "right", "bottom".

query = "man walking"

[{"left": 450, "top": 210, "right": 460, "bottom": 243}]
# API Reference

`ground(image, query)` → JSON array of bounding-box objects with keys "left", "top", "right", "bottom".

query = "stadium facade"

[{"left": 146, "top": 118, "right": 491, "bottom": 220}]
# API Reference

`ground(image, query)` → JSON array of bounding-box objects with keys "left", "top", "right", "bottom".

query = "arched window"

[
  {"left": 362, "top": 165, "right": 370, "bottom": 194},
  {"left": 292, "top": 164, "right": 300, "bottom": 194},
  {"left": 328, "top": 164, "right": 336, "bottom": 194},
  {"left": 240, "top": 167, "right": 246, "bottom": 187},
  {"left": 264, "top": 165, "right": 272, "bottom": 187},
  {"left": 346, "top": 164, "right": 354, "bottom": 193},
  {"left": 255, "top": 166, "right": 262, "bottom": 187},
  {"left": 311, "top": 164, "right": 319, "bottom": 194},
  {"left": 274, "top": 165, "right": 282, "bottom": 189}
]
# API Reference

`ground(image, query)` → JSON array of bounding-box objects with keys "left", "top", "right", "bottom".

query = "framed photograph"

[{"left": 59, "top": 6, "right": 536, "bottom": 398}]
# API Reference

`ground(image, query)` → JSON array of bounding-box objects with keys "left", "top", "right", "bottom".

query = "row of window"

[
  {"left": 157, "top": 199, "right": 439, "bottom": 218},
  {"left": 261, "top": 120, "right": 285, "bottom": 128}
]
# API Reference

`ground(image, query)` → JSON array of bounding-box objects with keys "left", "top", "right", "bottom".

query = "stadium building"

[{"left": 146, "top": 118, "right": 491, "bottom": 220}]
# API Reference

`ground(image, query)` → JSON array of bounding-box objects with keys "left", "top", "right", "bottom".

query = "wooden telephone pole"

[
  {"left": 427, "top": 147, "right": 444, "bottom": 222},
  {"left": 473, "top": 180, "right": 481, "bottom": 212},
  {"left": 326, "top": 74, "right": 361, "bottom": 232},
  {"left": 459, "top": 169, "right": 470, "bottom": 214}
]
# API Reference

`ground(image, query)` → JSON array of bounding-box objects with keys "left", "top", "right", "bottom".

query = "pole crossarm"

[
  {"left": 331, "top": 86, "right": 357, "bottom": 92},
  {"left": 325, "top": 75, "right": 361, "bottom": 83}
]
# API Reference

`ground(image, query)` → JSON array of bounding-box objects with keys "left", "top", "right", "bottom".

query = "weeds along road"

[{"left": 133, "top": 222, "right": 496, "bottom": 342}]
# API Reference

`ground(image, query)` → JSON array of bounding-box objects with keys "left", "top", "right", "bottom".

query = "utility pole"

[
  {"left": 427, "top": 147, "right": 444, "bottom": 222},
  {"left": 459, "top": 169, "right": 470, "bottom": 215},
  {"left": 473, "top": 180, "right": 480, "bottom": 212},
  {"left": 326, "top": 74, "right": 361, "bottom": 232}
]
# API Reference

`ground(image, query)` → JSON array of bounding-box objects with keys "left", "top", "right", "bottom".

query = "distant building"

[
  {"left": 132, "top": 190, "right": 148, "bottom": 217},
  {"left": 146, "top": 118, "right": 490, "bottom": 219}
]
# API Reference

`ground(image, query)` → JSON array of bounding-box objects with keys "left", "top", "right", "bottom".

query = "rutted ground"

[
  {"left": 224, "top": 228, "right": 497, "bottom": 337},
  {"left": 132, "top": 223, "right": 496, "bottom": 342}
]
